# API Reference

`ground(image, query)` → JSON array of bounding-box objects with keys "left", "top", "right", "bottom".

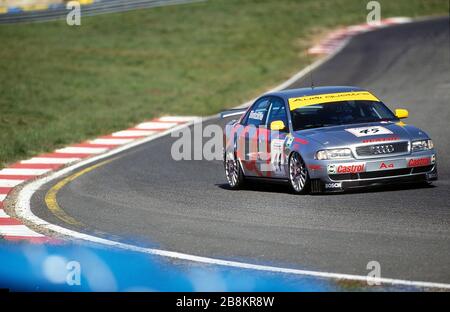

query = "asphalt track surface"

[{"left": 32, "top": 17, "right": 450, "bottom": 284}]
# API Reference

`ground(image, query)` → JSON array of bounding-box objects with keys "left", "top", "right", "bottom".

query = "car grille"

[
  {"left": 359, "top": 168, "right": 412, "bottom": 179},
  {"left": 329, "top": 165, "right": 434, "bottom": 181},
  {"left": 411, "top": 165, "right": 434, "bottom": 174},
  {"left": 355, "top": 142, "right": 409, "bottom": 157}
]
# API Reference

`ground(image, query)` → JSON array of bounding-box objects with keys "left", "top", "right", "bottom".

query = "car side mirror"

[
  {"left": 270, "top": 120, "right": 286, "bottom": 131},
  {"left": 395, "top": 108, "right": 409, "bottom": 119}
]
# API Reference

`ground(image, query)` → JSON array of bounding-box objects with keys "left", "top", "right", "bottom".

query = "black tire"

[
  {"left": 224, "top": 151, "right": 245, "bottom": 189},
  {"left": 288, "top": 152, "right": 310, "bottom": 194}
]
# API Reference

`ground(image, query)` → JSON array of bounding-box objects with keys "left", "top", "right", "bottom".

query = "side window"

[
  {"left": 267, "top": 97, "right": 289, "bottom": 131},
  {"left": 242, "top": 98, "right": 270, "bottom": 127}
]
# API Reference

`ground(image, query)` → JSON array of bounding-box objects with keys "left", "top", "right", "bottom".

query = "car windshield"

[{"left": 290, "top": 100, "right": 398, "bottom": 131}]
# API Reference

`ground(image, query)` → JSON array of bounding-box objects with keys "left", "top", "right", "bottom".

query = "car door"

[
  {"left": 258, "top": 97, "right": 290, "bottom": 178},
  {"left": 237, "top": 97, "right": 270, "bottom": 177}
]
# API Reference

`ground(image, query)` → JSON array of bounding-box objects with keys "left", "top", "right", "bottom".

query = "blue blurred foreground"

[{"left": 0, "top": 242, "right": 339, "bottom": 291}]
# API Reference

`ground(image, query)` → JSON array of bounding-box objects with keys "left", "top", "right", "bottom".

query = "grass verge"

[{"left": 0, "top": 0, "right": 448, "bottom": 168}]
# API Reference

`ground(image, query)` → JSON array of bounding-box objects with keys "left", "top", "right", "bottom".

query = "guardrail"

[{"left": 0, "top": 0, "right": 204, "bottom": 24}]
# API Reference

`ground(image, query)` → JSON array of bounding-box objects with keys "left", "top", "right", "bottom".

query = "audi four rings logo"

[{"left": 370, "top": 144, "right": 395, "bottom": 154}]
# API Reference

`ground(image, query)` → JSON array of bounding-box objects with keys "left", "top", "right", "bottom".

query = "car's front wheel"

[
  {"left": 224, "top": 151, "right": 245, "bottom": 189},
  {"left": 288, "top": 152, "right": 310, "bottom": 194}
]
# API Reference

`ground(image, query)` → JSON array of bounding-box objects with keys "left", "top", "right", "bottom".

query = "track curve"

[{"left": 32, "top": 17, "right": 450, "bottom": 283}]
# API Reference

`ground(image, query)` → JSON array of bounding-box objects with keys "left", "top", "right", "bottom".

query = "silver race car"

[{"left": 223, "top": 86, "right": 437, "bottom": 193}]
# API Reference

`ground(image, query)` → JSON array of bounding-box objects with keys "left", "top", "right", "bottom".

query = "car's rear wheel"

[
  {"left": 289, "top": 152, "right": 310, "bottom": 194},
  {"left": 224, "top": 151, "right": 245, "bottom": 189}
]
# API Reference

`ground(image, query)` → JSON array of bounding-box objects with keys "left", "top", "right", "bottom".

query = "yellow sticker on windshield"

[{"left": 288, "top": 91, "right": 379, "bottom": 111}]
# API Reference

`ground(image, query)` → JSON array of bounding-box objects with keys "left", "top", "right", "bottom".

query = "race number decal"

[
  {"left": 345, "top": 126, "right": 393, "bottom": 137},
  {"left": 271, "top": 139, "right": 284, "bottom": 173}
]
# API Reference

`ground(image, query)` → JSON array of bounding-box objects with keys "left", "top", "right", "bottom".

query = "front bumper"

[{"left": 308, "top": 152, "right": 437, "bottom": 192}]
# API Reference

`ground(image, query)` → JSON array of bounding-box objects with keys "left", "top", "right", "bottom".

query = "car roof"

[{"left": 264, "top": 86, "right": 368, "bottom": 101}]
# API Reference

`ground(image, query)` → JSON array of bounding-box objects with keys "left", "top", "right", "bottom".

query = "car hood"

[{"left": 295, "top": 121, "right": 429, "bottom": 147}]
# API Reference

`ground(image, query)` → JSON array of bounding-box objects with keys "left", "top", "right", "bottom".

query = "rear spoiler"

[{"left": 220, "top": 108, "right": 247, "bottom": 119}]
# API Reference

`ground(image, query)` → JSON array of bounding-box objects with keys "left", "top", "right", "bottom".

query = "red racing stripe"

[
  {"left": 127, "top": 127, "right": 167, "bottom": 132},
  {"left": 69, "top": 142, "right": 117, "bottom": 148},
  {"left": 0, "top": 187, "right": 13, "bottom": 194},
  {"left": 294, "top": 138, "right": 309, "bottom": 144},
  {"left": 0, "top": 175, "right": 37, "bottom": 180},
  {"left": 39, "top": 152, "right": 92, "bottom": 158},
  {"left": 9, "top": 163, "right": 63, "bottom": 170},
  {"left": 0, "top": 218, "right": 23, "bottom": 225},
  {"left": 100, "top": 134, "right": 144, "bottom": 139},
  {"left": 153, "top": 119, "right": 186, "bottom": 124},
  {"left": 72, "top": 142, "right": 118, "bottom": 148}
]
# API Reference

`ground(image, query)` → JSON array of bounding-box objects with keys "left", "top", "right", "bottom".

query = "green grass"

[{"left": 0, "top": 0, "right": 448, "bottom": 168}]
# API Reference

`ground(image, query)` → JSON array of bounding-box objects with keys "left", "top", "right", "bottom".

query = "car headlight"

[
  {"left": 315, "top": 148, "right": 353, "bottom": 160},
  {"left": 411, "top": 139, "right": 434, "bottom": 152}
]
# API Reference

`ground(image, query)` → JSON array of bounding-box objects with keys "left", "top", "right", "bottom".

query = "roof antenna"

[
  {"left": 309, "top": 66, "right": 315, "bottom": 89},
  {"left": 306, "top": 50, "right": 315, "bottom": 89}
]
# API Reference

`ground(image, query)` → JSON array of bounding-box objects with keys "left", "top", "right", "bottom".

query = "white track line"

[
  {"left": 112, "top": 130, "right": 156, "bottom": 137},
  {"left": 158, "top": 116, "right": 198, "bottom": 122},
  {"left": 0, "top": 168, "right": 51, "bottom": 176},
  {"left": 56, "top": 147, "right": 109, "bottom": 154},
  {"left": 0, "top": 225, "right": 45, "bottom": 237},
  {"left": 89, "top": 138, "right": 134, "bottom": 145},
  {"left": 14, "top": 18, "right": 450, "bottom": 290},
  {"left": 21, "top": 157, "right": 81, "bottom": 164},
  {"left": 0, "top": 179, "right": 25, "bottom": 187},
  {"left": 135, "top": 121, "right": 179, "bottom": 130},
  {"left": 0, "top": 195, "right": 6, "bottom": 201}
]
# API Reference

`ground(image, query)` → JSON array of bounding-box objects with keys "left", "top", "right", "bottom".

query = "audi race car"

[{"left": 222, "top": 86, "right": 437, "bottom": 193}]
